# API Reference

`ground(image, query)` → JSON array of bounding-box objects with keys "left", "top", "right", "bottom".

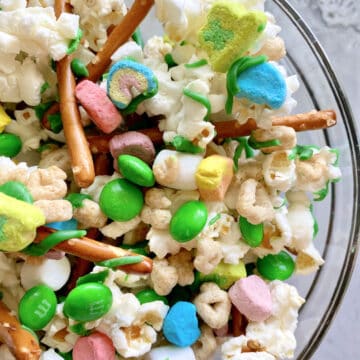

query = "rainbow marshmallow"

[
  {"left": 107, "top": 59, "right": 158, "bottom": 111},
  {"left": 198, "top": 0, "right": 267, "bottom": 73}
]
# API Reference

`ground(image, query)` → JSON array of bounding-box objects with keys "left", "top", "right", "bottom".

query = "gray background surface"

[{"left": 287, "top": 1, "right": 360, "bottom": 359}]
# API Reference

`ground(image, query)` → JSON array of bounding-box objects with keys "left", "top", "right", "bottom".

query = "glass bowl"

[{"left": 137, "top": 0, "right": 360, "bottom": 358}]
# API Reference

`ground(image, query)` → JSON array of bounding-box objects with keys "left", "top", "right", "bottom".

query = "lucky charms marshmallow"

[{"left": 0, "top": 0, "right": 341, "bottom": 359}]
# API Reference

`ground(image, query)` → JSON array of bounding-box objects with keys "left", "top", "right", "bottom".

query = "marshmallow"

[
  {"left": 73, "top": 332, "right": 116, "bottom": 360},
  {"left": 107, "top": 59, "right": 158, "bottom": 111},
  {"left": 145, "top": 345, "right": 196, "bottom": 360},
  {"left": 198, "top": 1, "right": 267, "bottom": 72},
  {"left": 153, "top": 150, "right": 203, "bottom": 190},
  {"left": 75, "top": 80, "right": 123, "bottom": 134},
  {"left": 40, "top": 349, "right": 64, "bottom": 360},
  {"left": 20, "top": 256, "right": 71, "bottom": 291},
  {"left": 195, "top": 155, "right": 234, "bottom": 201},
  {"left": 163, "top": 301, "right": 201, "bottom": 347},
  {"left": 0, "top": 192, "right": 45, "bottom": 252},
  {"left": 236, "top": 62, "right": 287, "bottom": 109},
  {"left": 229, "top": 275, "right": 272, "bottom": 322}
]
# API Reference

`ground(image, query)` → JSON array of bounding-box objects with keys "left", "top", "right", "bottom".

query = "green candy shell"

[
  {"left": 63, "top": 283, "right": 113, "bottom": 322},
  {"left": 99, "top": 178, "right": 144, "bottom": 221},
  {"left": 0, "top": 133, "right": 22, "bottom": 157},
  {"left": 135, "top": 289, "right": 168, "bottom": 305},
  {"left": 0, "top": 181, "right": 33, "bottom": 203},
  {"left": 257, "top": 251, "right": 295, "bottom": 281},
  {"left": 19, "top": 285, "right": 57, "bottom": 331},
  {"left": 118, "top": 154, "right": 155, "bottom": 187},
  {"left": 170, "top": 200, "right": 208, "bottom": 242}
]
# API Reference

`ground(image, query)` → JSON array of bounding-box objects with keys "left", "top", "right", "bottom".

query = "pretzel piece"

[
  {"left": 214, "top": 110, "right": 337, "bottom": 140},
  {"left": 87, "top": 0, "right": 155, "bottom": 82},
  {"left": 86, "top": 110, "right": 337, "bottom": 152},
  {"left": 35, "top": 226, "right": 152, "bottom": 274},
  {"left": 55, "top": 0, "right": 95, "bottom": 188},
  {"left": 0, "top": 300, "right": 41, "bottom": 360}
]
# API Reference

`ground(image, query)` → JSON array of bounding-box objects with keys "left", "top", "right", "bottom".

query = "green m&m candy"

[
  {"left": 18, "top": 285, "right": 57, "bottom": 330},
  {"left": 118, "top": 154, "right": 155, "bottom": 187},
  {"left": 0, "top": 133, "right": 22, "bottom": 157},
  {"left": 0, "top": 181, "right": 33, "bottom": 203},
  {"left": 63, "top": 283, "right": 113, "bottom": 322},
  {"left": 99, "top": 178, "right": 144, "bottom": 221},
  {"left": 257, "top": 250, "right": 295, "bottom": 281},
  {"left": 239, "top": 216, "right": 263, "bottom": 247},
  {"left": 170, "top": 200, "right": 208, "bottom": 242},
  {"left": 136, "top": 288, "right": 168, "bottom": 305}
]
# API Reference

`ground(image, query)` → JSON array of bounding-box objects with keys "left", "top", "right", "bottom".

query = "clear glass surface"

[{"left": 137, "top": 0, "right": 360, "bottom": 358}]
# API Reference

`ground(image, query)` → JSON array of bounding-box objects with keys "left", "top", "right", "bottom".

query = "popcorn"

[
  {"left": 245, "top": 281, "right": 305, "bottom": 359},
  {"left": 0, "top": 7, "right": 79, "bottom": 104}
]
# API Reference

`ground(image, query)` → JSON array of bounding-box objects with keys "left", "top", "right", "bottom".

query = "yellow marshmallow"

[
  {"left": 0, "top": 193, "right": 46, "bottom": 252},
  {"left": 195, "top": 155, "right": 233, "bottom": 201},
  {"left": 0, "top": 105, "right": 12, "bottom": 133}
]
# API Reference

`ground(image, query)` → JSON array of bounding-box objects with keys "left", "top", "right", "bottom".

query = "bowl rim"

[{"left": 272, "top": 0, "right": 360, "bottom": 358}]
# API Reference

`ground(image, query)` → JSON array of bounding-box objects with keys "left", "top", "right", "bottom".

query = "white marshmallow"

[
  {"left": 20, "top": 257, "right": 71, "bottom": 291},
  {"left": 145, "top": 345, "right": 196, "bottom": 360},
  {"left": 40, "top": 349, "right": 64, "bottom": 360},
  {"left": 153, "top": 150, "right": 203, "bottom": 190}
]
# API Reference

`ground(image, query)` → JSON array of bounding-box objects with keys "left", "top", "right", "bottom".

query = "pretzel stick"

[
  {"left": 214, "top": 109, "right": 336, "bottom": 140},
  {"left": 86, "top": 109, "right": 337, "bottom": 152},
  {"left": 0, "top": 300, "right": 41, "bottom": 360},
  {"left": 35, "top": 226, "right": 152, "bottom": 274},
  {"left": 87, "top": 0, "right": 155, "bottom": 82},
  {"left": 55, "top": 0, "right": 95, "bottom": 188}
]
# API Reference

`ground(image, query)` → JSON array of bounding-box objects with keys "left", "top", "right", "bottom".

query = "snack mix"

[{"left": 0, "top": 0, "right": 341, "bottom": 359}]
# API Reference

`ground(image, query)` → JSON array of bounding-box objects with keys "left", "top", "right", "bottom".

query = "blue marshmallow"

[
  {"left": 235, "top": 62, "right": 287, "bottom": 109},
  {"left": 46, "top": 218, "right": 78, "bottom": 231},
  {"left": 163, "top": 301, "right": 201, "bottom": 347}
]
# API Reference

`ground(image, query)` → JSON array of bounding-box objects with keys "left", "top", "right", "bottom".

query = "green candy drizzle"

[
  {"left": 209, "top": 213, "right": 221, "bottom": 226},
  {"left": 169, "top": 135, "right": 204, "bottom": 154},
  {"left": 185, "top": 59, "right": 208, "bottom": 68},
  {"left": 67, "top": 29, "right": 83, "bottom": 55},
  {"left": 76, "top": 270, "right": 109, "bottom": 286},
  {"left": 132, "top": 27, "right": 144, "bottom": 48},
  {"left": 183, "top": 88, "right": 211, "bottom": 120},
  {"left": 122, "top": 78, "right": 159, "bottom": 115},
  {"left": 69, "top": 323, "right": 90, "bottom": 336},
  {"left": 40, "top": 82, "right": 50, "bottom": 94},
  {"left": 248, "top": 136, "right": 281, "bottom": 150},
  {"left": 47, "top": 113, "right": 63, "bottom": 133},
  {"left": 65, "top": 193, "right": 92, "bottom": 208},
  {"left": 71, "top": 58, "right": 89, "bottom": 78},
  {"left": 34, "top": 101, "right": 53, "bottom": 121},
  {"left": 95, "top": 256, "right": 143, "bottom": 268},
  {"left": 225, "top": 55, "right": 268, "bottom": 114},
  {"left": 232, "top": 137, "right": 254, "bottom": 171},
  {"left": 288, "top": 145, "right": 320, "bottom": 161},
  {"left": 313, "top": 181, "right": 330, "bottom": 202},
  {"left": 164, "top": 53, "right": 177, "bottom": 68},
  {"left": 22, "top": 229, "right": 87, "bottom": 256}
]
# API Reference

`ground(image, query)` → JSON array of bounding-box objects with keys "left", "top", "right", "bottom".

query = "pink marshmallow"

[
  {"left": 75, "top": 80, "right": 123, "bottom": 134},
  {"left": 228, "top": 275, "right": 272, "bottom": 322},
  {"left": 73, "top": 331, "right": 116, "bottom": 360}
]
